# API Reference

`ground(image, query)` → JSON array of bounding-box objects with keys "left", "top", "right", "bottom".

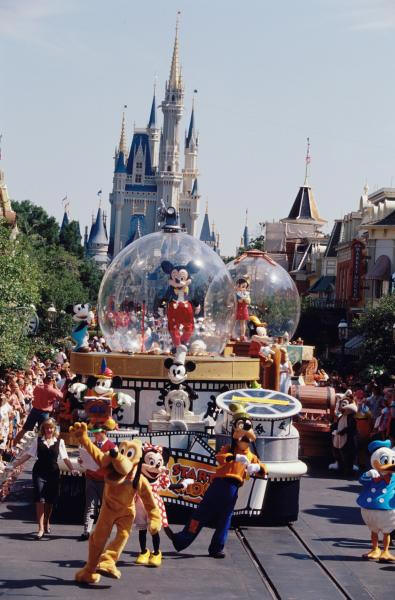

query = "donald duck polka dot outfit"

[{"left": 357, "top": 440, "right": 395, "bottom": 561}]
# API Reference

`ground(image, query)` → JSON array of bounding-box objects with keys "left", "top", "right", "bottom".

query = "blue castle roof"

[
  {"left": 89, "top": 207, "right": 108, "bottom": 246},
  {"left": 126, "top": 132, "right": 155, "bottom": 177},
  {"left": 115, "top": 151, "right": 126, "bottom": 173},
  {"left": 60, "top": 210, "right": 69, "bottom": 231},
  {"left": 186, "top": 106, "right": 195, "bottom": 148},
  {"left": 148, "top": 93, "right": 156, "bottom": 128},
  {"left": 200, "top": 212, "right": 211, "bottom": 242}
]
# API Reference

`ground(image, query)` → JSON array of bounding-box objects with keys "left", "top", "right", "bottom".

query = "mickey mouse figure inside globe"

[
  {"left": 357, "top": 440, "right": 395, "bottom": 562},
  {"left": 160, "top": 259, "right": 201, "bottom": 350}
]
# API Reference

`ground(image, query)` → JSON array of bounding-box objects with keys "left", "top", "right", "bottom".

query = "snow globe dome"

[
  {"left": 226, "top": 250, "right": 300, "bottom": 340},
  {"left": 98, "top": 214, "right": 235, "bottom": 356}
]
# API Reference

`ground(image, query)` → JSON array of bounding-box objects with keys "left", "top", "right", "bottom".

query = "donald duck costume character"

[{"left": 357, "top": 440, "right": 395, "bottom": 561}]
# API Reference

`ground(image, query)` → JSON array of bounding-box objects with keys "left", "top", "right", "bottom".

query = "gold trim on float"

[{"left": 70, "top": 352, "right": 260, "bottom": 381}]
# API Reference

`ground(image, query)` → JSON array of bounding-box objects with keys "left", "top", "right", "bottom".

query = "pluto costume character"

[
  {"left": 70, "top": 423, "right": 161, "bottom": 584},
  {"left": 357, "top": 440, "right": 395, "bottom": 562}
]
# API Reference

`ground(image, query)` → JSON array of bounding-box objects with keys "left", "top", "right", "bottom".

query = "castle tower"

[
  {"left": 157, "top": 15, "right": 184, "bottom": 211},
  {"left": 183, "top": 93, "right": 199, "bottom": 195},
  {"left": 148, "top": 85, "right": 160, "bottom": 169},
  {"left": 108, "top": 15, "right": 200, "bottom": 259},
  {"left": 87, "top": 206, "right": 110, "bottom": 271}
]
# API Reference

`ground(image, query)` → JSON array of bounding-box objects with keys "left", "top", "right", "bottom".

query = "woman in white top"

[{"left": 12, "top": 418, "right": 75, "bottom": 539}]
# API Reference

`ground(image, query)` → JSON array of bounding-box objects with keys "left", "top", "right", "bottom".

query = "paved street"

[{"left": 0, "top": 464, "right": 394, "bottom": 600}]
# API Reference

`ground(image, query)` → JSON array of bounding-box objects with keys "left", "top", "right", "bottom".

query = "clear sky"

[{"left": 1, "top": 0, "right": 395, "bottom": 256}]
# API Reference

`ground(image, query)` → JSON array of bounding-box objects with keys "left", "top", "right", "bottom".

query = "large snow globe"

[
  {"left": 98, "top": 206, "right": 235, "bottom": 355},
  {"left": 226, "top": 250, "right": 300, "bottom": 340}
]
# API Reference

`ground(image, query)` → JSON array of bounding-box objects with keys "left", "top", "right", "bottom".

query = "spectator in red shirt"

[{"left": 13, "top": 375, "right": 63, "bottom": 447}]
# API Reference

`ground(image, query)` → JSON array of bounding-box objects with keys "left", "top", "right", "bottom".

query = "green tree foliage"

[
  {"left": 0, "top": 221, "right": 41, "bottom": 370},
  {"left": 59, "top": 220, "right": 83, "bottom": 257},
  {"left": 0, "top": 202, "right": 104, "bottom": 370},
  {"left": 353, "top": 295, "right": 395, "bottom": 378},
  {"left": 11, "top": 200, "right": 59, "bottom": 246}
]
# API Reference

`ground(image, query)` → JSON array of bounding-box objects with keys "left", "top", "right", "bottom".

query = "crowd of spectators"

[{"left": 0, "top": 353, "right": 76, "bottom": 473}]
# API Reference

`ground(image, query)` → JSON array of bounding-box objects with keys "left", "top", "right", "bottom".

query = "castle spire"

[
  {"left": 186, "top": 92, "right": 197, "bottom": 148},
  {"left": 148, "top": 81, "right": 157, "bottom": 128},
  {"left": 169, "top": 12, "right": 182, "bottom": 90},
  {"left": 119, "top": 108, "right": 127, "bottom": 156}
]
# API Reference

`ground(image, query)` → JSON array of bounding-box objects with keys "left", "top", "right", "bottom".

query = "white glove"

[
  {"left": 235, "top": 454, "right": 250, "bottom": 465},
  {"left": 247, "top": 463, "right": 261, "bottom": 476},
  {"left": 366, "top": 469, "right": 380, "bottom": 479},
  {"left": 181, "top": 478, "right": 195, "bottom": 489}
]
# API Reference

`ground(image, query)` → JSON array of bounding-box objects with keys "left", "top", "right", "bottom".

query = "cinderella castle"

[{"left": 101, "top": 18, "right": 202, "bottom": 260}]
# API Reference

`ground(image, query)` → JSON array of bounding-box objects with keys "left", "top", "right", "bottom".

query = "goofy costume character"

[
  {"left": 169, "top": 403, "right": 268, "bottom": 558},
  {"left": 161, "top": 260, "right": 200, "bottom": 348}
]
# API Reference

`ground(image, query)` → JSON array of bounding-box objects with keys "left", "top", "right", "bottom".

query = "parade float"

[{"left": 64, "top": 205, "right": 333, "bottom": 525}]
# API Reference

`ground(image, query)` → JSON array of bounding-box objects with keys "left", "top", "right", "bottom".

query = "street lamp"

[
  {"left": 338, "top": 318, "right": 348, "bottom": 358},
  {"left": 47, "top": 304, "right": 57, "bottom": 323}
]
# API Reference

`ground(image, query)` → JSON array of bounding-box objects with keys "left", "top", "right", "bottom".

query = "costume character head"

[
  {"left": 368, "top": 440, "right": 395, "bottom": 475},
  {"left": 161, "top": 260, "right": 200, "bottom": 290}
]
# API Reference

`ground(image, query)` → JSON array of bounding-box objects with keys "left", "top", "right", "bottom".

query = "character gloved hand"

[
  {"left": 181, "top": 478, "right": 194, "bottom": 490},
  {"left": 366, "top": 468, "right": 380, "bottom": 479},
  {"left": 247, "top": 463, "right": 261, "bottom": 476},
  {"left": 235, "top": 454, "right": 250, "bottom": 465},
  {"left": 69, "top": 422, "right": 88, "bottom": 439}
]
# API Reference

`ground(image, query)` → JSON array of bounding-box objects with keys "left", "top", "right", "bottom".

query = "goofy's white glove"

[
  {"left": 235, "top": 454, "right": 250, "bottom": 465},
  {"left": 181, "top": 478, "right": 195, "bottom": 489},
  {"left": 247, "top": 463, "right": 261, "bottom": 476}
]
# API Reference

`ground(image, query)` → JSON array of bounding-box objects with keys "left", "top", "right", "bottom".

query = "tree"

[
  {"left": 1, "top": 200, "right": 104, "bottom": 369},
  {"left": 60, "top": 220, "right": 84, "bottom": 257},
  {"left": 0, "top": 221, "right": 41, "bottom": 370},
  {"left": 11, "top": 200, "right": 59, "bottom": 246},
  {"left": 353, "top": 295, "right": 395, "bottom": 380}
]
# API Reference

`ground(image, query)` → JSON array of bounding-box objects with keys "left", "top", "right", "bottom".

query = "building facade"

[{"left": 108, "top": 21, "right": 200, "bottom": 258}]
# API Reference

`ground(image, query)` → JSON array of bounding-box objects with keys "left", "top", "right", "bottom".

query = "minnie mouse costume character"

[
  {"left": 134, "top": 443, "right": 193, "bottom": 567},
  {"left": 161, "top": 260, "right": 200, "bottom": 348}
]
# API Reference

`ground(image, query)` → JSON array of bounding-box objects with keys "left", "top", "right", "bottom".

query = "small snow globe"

[
  {"left": 226, "top": 250, "right": 300, "bottom": 340},
  {"left": 98, "top": 206, "right": 235, "bottom": 355}
]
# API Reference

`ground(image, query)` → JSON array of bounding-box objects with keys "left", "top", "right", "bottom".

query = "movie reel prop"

[{"left": 216, "top": 388, "right": 302, "bottom": 438}]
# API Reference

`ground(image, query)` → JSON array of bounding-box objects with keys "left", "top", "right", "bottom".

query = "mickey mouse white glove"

[
  {"left": 181, "top": 478, "right": 195, "bottom": 489},
  {"left": 235, "top": 454, "right": 250, "bottom": 465},
  {"left": 247, "top": 463, "right": 261, "bottom": 476},
  {"left": 366, "top": 469, "right": 380, "bottom": 479}
]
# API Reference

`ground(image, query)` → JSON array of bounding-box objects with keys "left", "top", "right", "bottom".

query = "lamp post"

[
  {"left": 47, "top": 304, "right": 57, "bottom": 323},
  {"left": 338, "top": 318, "right": 349, "bottom": 359}
]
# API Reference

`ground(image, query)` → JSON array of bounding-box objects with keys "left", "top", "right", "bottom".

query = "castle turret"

[
  {"left": 183, "top": 94, "right": 199, "bottom": 195},
  {"left": 87, "top": 206, "right": 109, "bottom": 271},
  {"left": 148, "top": 86, "right": 160, "bottom": 169}
]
